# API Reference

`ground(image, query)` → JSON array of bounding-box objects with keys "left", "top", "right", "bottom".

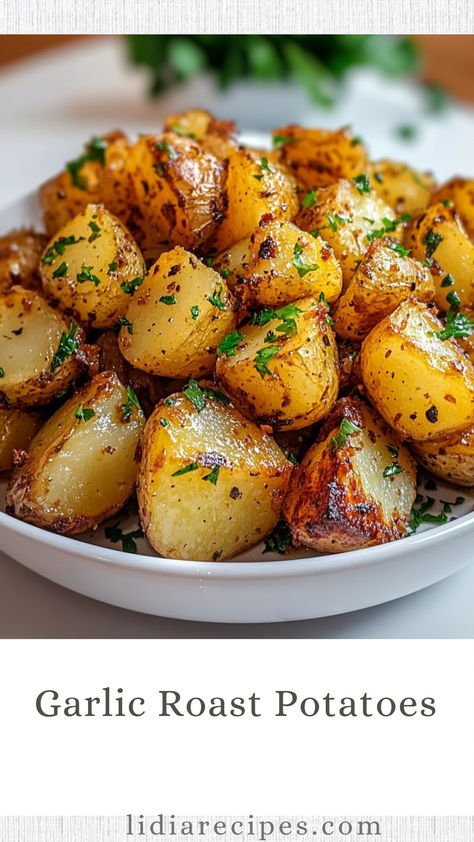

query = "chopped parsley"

[
  {"left": 441, "top": 274, "right": 454, "bottom": 287},
  {"left": 383, "top": 463, "right": 404, "bottom": 478},
  {"left": 114, "top": 317, "right": 134, "bottom": 335},
  {"left": 108, "top": 261, "right": 118, "bottom": 272},
  {"left": 104, "top": 523, "right": 144, "bottom": 553},
  {"left": 351, "top": 135, "right": 363, "bottom": 146},
  {"left": 0, "top": 368, "right": 4, "bottom": 378},
  {"left": 263, "top": 520, "right": 293, "bottom": 555},
  {"left": 352, "top": 173, "right": 371, "bottom": 194},
  {"left": 87, "top": 219, "right": 101, "bottom": 242},
  {"left": 205, "top": 256, "right": 213, "bottom": 267},
  {"left": 50, "top": 322, "right": 79, "bottom": 373},
  {"left": 170, "top": 123, "right": 195, "bottom": 138},
  {"left": 441, "top": 198, "right": 453, "bottom": 207},
  {"left": 408, "top": 498, "right": 453, "bottom": 534},
  {"left": 373, "top": 171, "right": 384, "bottom": 184},
  {"left": 251, "top": 303, "right": 302, "bottom": 337},
  {"left": 172, "top": 462, "right": 199, "bottom": 477},
  {"left": 12, "top": 328, "right": 23, "bottom": 336},
  {"left": 302, "top": 189, "right": 317, "bottom": 208},
  {"left": 66, "top": 136, "right": 108, "bottom": 190},
  {"left": 366, "top": 214, "right": 411, "bottom": 243},
  {"left": 160, "top": 417, "right": 168, "bottom": 427},
  {"left": 254, "top": 344, "right": 279, "bottom": 378},
  {"left": 386, "top": 444, "right": 399, "bottom": 458},
  {"left": 431, "top": 308, "right": 474, "bottom": 341},
  {"left": 121, "top": 276, "right": 144, "bottom": 295},
  {"left": 272, "top": 135, "right": 300, "bottom": 148},
  {"left": 446, "top": 290, "right": 461, "bottom": 310},
  {"left": 122, "top": 386, "right": 140, "bottom": 420},
  {"left": 327, "top": 212, "right": 352, "bottom": 232},
  {"left": 251, "top": 308, "right": 277, "bottom": 327},
  {"left": 74, "top": 404, "right": 95, "bottom": 422},
  {"left": 386, "top": 242, "right": 410, "bottom": 258},
  {"left": 42, "top": 235, "right": 85, "bottom": 264},
  {"left": 190, "top": 305, "right": 199, "bottom": 320},
  {"left": 292, "top": 242, "right": 318, "bottom": 278},
  {"left": 217, "top": 329, "right": 245, "bottom": 356},
  {"left": 156, "top": 139, "right": 177, "bottom": 159},
  {"left": 52, "top": 261, "right": 68, "bottom": 279},
  {"left": 77, "top": 265, "right": 100, "bottom": 286},
  {"left": 159, "top": 294, "right": 176, "bottom": 305},
  {"left": 220, "top": 268, "right": 231, "bottom": 279},
  {"left": 329, "top": 417, "right": 361, "bottom": 451},
  {"left": 207, "top": 283, "right": 227, "bottom": 310},
  {"left": 203, "top": 466, "right": 220, "bottom": 485},
  {"left": 319, "top": 291, "right": 334, "bottom": 325},
  {"left": 182, "top": 380, "right": 231, "bottom": 412},
  {"left": 254, "top": 156, "right": 273, "bottom": 180},
  {"left": 423, "top": 228, "right": 443, "bottom": 260},
  {"left": 395, "top": 124, "right": 417, "bottom": 141}
]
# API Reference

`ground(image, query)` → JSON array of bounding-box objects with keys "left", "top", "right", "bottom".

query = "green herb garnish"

[
  {"left": 156, "top": 139, "right": 177, "bottom": 159},
  {"left": 121, "top": 276, "right": 144, "bottom": 295},
  {"left": 383, "top": 463, "right": 404, "bottom": 478},
  {"left": 263, "top": 520, "right": 293, "bottom": 555},
  {"left": 190, "top": 305, "right": 199, "bottom": 320},
  {"left": 52, "top": 261, "right": 68, "bottom": 279},
  {"left": 203, "top": 466, "right": 220, "bottom": 485},
  {"left": 217, "top": 329, "right": 245, "bottom": 356},
  {"left": 159, "top": 294, "right": 176, "bottom": 305},
  {"left": 329, "top": 417, "right": 361, "bottom": 451},
  {"left": 42, "top": 236, "right": 84, "bottom": 264},
  {"left": 77, "top": 265, "right": 100, "bottom": 286},
  {"left": 172, "top": 462, "right": 199, "bottom": 477},
  {"left": 115, "top": 317, "right": 134, "bottom": 335},
  {"left": 352, "top": 173, "right": 371, "bottom": 194},
  {"left": 74, "top": 405, "right": 95, "bottom": 422},
  {"left": 423, "top": 228, "right": 443, "bottom": 260},
  {"left": 254, "top": 344, "right": 279, "bottom": 378},
  {"left": 87, "top": 220, "right": 101, "bottom": 242},
  {"left": 431, "top": 309, "right": 474, "bottom": 341},
  {"left": 104, "top": 523, "right": 144, "bottom": 553},
  {"left": 66, "top": 136, "right": 108, "bottom": 190},
  {"left": 122, "top": 386, "right": 140, "bottom": 420},
  {"left": 302, "top": 189, "right": 317, "bottom": 208},
  {"left": 207, "top": 283, "right": 227, "bottom": 310},
  {"left": 386, "top": 242, "right": 410, "bottom": 257},
  {"left": 292, "top": 242, "right": 318, "bottom": 277},
  {"left": 50, "top": 322, "right": 78, "bottom": 373}
]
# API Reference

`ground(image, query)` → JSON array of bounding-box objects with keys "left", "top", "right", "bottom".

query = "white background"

[{"left": 0, "top": 640, "right": 472, "bottom": 815}]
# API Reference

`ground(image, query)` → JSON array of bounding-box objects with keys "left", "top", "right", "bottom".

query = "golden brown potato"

[
  {"left": 214, "top": 216, "right": 342, "bottom": 309},
  {"left": 368, "top": 160, "right": 435, "bottom": 215},
  {"left": 412, "top": 424, "right": 474, "bottom": 487},
  {"left": 0, "top": 229, "right": 47, "bottom": 294},
  {"left": 360, "top": 298, "right": 474, "bottom": 441},
  {"left": 40, "top": 203, "right": 145, "bottom": 329},
  {"left": 126, "top": 132, "right": 226, "bottom": 250},
  {"left": 296, "top": 179, "right": 400, "bottom": 285},
  {"left": 6, "top": 371, "right": 145, "bottom": 534},
  {"left": 333, "top": 237, "right": 434, "bottom": 340},
  {"left": 405, "top": 202, "right": 474, "bottom": 312},
  {"left": 0, "top": 286, "right": 86, "bottom": 408},
  {"left": 431, "top": 177, "right": 474, "bottom": 240},
  {"left": 118, "top": 246, "right": 237, "bottom": 378},
  {"left": 137, "top": 384, "right": 293, "bottom": 560},
  {"left": 212, "top": 149, "right": 299, "bottom": 251},
  {"left": 215, "top": 297, "right": 339, "bottom": 431},
  {"left": 164, "top": 109, "right": 238, "bottom": 160},
  {"left": 273, "top": 125, "right": 369, "bottom": 189},
  {"left": 284, "top": 396, "right": 417, "bottom": 553},
  {"left": 0, "top": 407, "right": 41, "bottom": 472}
]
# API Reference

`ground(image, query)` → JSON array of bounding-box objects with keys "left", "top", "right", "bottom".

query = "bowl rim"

[{"left": 1, "top": 507, "right": 473, "bottom": 581}]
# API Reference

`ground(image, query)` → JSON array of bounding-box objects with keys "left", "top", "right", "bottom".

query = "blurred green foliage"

[{"left": 125, "top": 35, "right": 421, "bottom": 105}]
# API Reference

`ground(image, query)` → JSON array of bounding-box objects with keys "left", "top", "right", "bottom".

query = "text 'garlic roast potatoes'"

[
  {"left": 40, "top": 203, "right": 145, "bottom": 329},
  {"left": 360, "top": 298, "right": 474, "bottom": 442},
  {"left": 214, "top": 216, "right": 342, "bottom": 309},
  {"left": 411, "top": 424, "right": 474, "bottom": 487},
  {"left": 216, "top": 297, "right": 339, "bottom": 430},
  {"left": 118, "top": 246, "right": 237, "bottom": 378},
  {"left": 0, "top": 286, "right": 86, "bottom": 408},
  {"left": 137, "top": 383, "right": 293, "bottom": 561},
  {"left": 273, "top": 125, "right": 369, "bottom": 189},
  {"left": 0, "top": 407, "right": 41, "bottom": 472},
  {"left": 6, "top": 371, "right": 145, "bottom": 534},
  {"left": 284, "top": 396, "right": 417, "bottom": 553}
]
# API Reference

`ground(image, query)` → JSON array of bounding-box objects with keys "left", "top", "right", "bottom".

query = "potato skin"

[
  {"left": 0, "top": 407, "right": 41, "bottom": 472},
  {"left": 412, "top": 424, "right": 474, "bottom": 487},
  {"left": 216, "top": 297, "right": 339, "bottom": 431},
  {"left": 273, "top": 125, "right": 369, "bottom": 189},
  {"left": 0, "top": 229, "right": 47, "bottom": 294},
  {"left": 118, "top": 246, "right": 237, "bottom": 378},
  {"left": 333, "top": 237, "right": 434, "bottom": 341},
  {"left": 296, "top": 179, "right": 399, "bottom": 286},
  {"left": 164, "top": 109, "right": 238, "bottom": 161},
  {"left": 214, "top": 216, "right": 342, "bottom": 309},
  {"left": 405, "top": 202, "right": 474, "bottom": 312},
  {"left": 284, "top": 396, "right": 417, "bottom": 553},
  {"left": 359, "top": 298, "right": 474, "bottom": 442},
  {"left": 0, "top": 286, "right": 86, "bottom": 408},
  {"left": 369, "top": 160, "right": 435, "bottom": 215},
  {"left": 137, "top": 387, "right": 293, "bottom": 561},
  {"left": 6, "top": 370, "right": 145, "bottom": 534},
  {"left": 40, "top": 203, "right": 145, "bottom": 329}
]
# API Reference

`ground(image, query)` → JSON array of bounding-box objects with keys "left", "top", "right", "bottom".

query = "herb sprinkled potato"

[
  {"left": 0, "top": 285, "right": 86, "bottom": 408},
  {"left": 40, "top": 203, "right": 145, "bottom": 329},
  {"left": 6, "top": 371, "right": 145, "bottom": 534},
  {"left": 273, "top": 125, "right": 369, "bottom": 189},
  {"left": 284, "top": 396, "right": 417, "bottom": 553},
  {"left": 0, "top": 407, "right": 41, "bottom": 472},
  {"left": 137, "top": 382, "right": 293, "bottom": 561},
  {"left": 0, "top": 229, "right": 47, "bottom": 294},
  {"left": 118, "top": 246, "right": 237, "bottom": 378},
  {"left": 216, "top": 297, "right": 339, "bottom": 430},
  {"left": 360, "top": 298, "right": 474, "bottom": 442}
]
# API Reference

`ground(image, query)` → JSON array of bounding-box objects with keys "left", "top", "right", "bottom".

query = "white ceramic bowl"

[{"left": 1, "top": 186, "right": 473, "bottom": 623}]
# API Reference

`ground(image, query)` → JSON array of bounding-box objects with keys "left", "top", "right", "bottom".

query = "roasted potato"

[
  {"left": 0, "top": 286, "right": 86, "bottom": 408},
  {"left": 296, "top": 179, "right": 400, "bottom": 285},
  {"left": 214, "top": 216, "right": 342, "bottom": 309},
  {"left": 369, "top": 160, "right": 435, "bottom": 215},
  {"left": 333, "top": 237, "right": 434, "bottom": 340},
  {"left": 0, "top": 407, "right": 41, "bottom": 472},
  {"left": 412, "top": 424, "right": 474, "bottom": 487},
  {"left": 127, "top": 132, "right": 226, "bottom": 250},
  {"left": 216, "top": 297, "right": 339, "bottom": 430},
  {"left": 40, "top": 203, "right": 145, "bottom": 329},
  {"left": 359, "top": 298, "right": 474, "bottom": 441},
  {"left": 118, "top": 246, "right": 237, "bottom": 378},
  {"left": 0, "top": 229, "right": 47, "bottom": 294},
  {"left": 431, "top": 177, "right": 474, "bottom": 240},
  {"left": 164, "top": 109, "right": 238, "bottom": 161},
  {"left": 6, "top": 370, "right": 145, "bottom": 534},
  {"left": 213, "top": 149, "right": 299, "bottom": 251},
  {"left": 284, "top": 396, "right": 417, "bottom": 553},
  {"left": 405, "top": 202, "right": 474, "bottom": 312},
  {"left": 273, "top": 126, "right": 369, "bottom": 189},
  {"left": 137, "top": 384, "right": 293, "bottom": 560}
]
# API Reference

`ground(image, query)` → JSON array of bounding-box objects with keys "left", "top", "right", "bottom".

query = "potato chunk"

[
  {"left": 127, "top": 133, "right": 226, "bottom": 250},
  {"left": 40, "top": 203, "right": 145, "bottom": 329},
  {"left": 431, "top": 177, "right": 474, "bottom": 240},
  {"left": 0, "top": 286, "right": 86, "bottom": 408},
  {"left": 164, "top": 109, "right": 238, "bottom": 161},
  {"left": 0, "top": 229, "right": 47, "bottom": 294},
  {"left": 405, "top": 202, "right": 474, "bottom": 312},
  {"left": 333, "top": 237, "right": 434, "bottom": 340},
  {"left": 0, "top": 407, "right": 41, "bottom": 472},
  {"left": 6, "top": 371, "right": 145, "bottom": 534},
  {"left": 284, "top": 396, "right": 417, "bottom": 553},
  {"left": 118, "top": 246, "right": 237, "bottom": 378},
  {"left": 273, "top": 126, "right": 369, "bottom": 189},
  {"left": 359, "top": 298, "right": 474, "bottom": 441},
  {"left": 369, "top": 160, "right": 435, "bottom": 215},
  {"left": 213, "top": 149, "right": 299, "bottom": 251},
  {"left": 137, "top": 385, "right": 293, "bottom": 560},
  {"left": 216, "top": 297, "right": 339, "bottom": 430},
  {"left": 296, "top": 179, "right": 400, "bottom": 285},
  {"left": 214, "top": 216, "right": 342, "bottom": 309},
  {"left": 412, "top": 424, "right": 474, "bottom": 487}
]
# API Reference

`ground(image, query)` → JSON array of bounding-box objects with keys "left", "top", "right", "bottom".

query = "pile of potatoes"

[{"left": 1, "top": 111, "right": 473, "bottom": 561}]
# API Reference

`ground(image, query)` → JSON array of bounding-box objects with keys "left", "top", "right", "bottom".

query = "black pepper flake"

[
  {"left": 425, "top": 405, "right": 438, "bottom": 423},
  {"left": 230, "top": 486, "right": 242, "bottom": 500}
]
